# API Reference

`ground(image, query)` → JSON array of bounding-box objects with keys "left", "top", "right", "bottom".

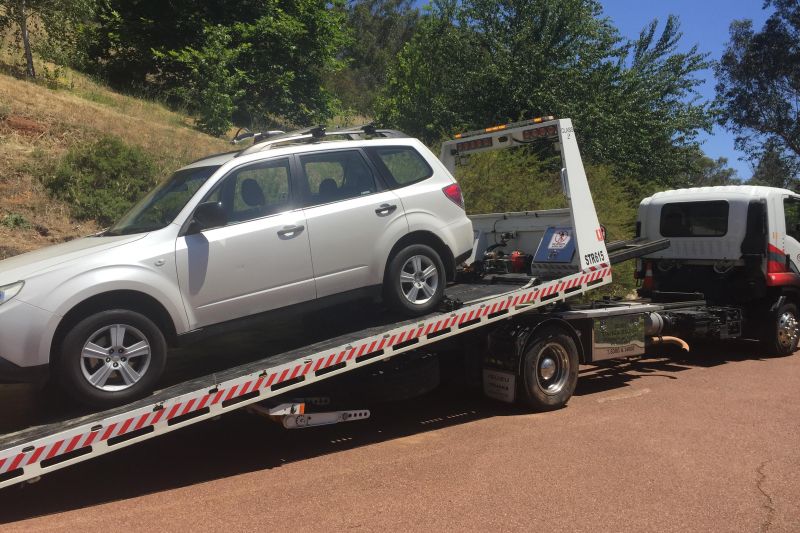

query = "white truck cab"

[{"left": 637, "top": 185, "right": 800, "bottom": 350}]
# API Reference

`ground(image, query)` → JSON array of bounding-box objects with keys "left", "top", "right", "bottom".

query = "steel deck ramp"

[{"left": 0, "top": 267, "right": 611, "bottom": 488}]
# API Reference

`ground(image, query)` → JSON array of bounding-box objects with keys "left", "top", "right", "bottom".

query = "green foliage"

[
  {"left": 377, "top": 1, "right": 713, "bottom": 193},
  {"left": 0, "top": 0, "right": 93, "bottom": 77},
  {"left": 329, "top": 0, "right": 420, "bottom": 115},
  {"left": 79, "top": 0, "right": 349, "bottom": 130},
  {"left": 157, "top": 25, "right": 245, "bottom": 136},
  {"left": 43, "top": 135, "right": 157, "bottom": 226},
  {"left": 750, "top": 140, "right": 798, "bottom": 191},
  {"left": 455, "top": 147, "right": 637, "bottom": 294},
  {"left": 1, "top": 212, "right": 30, "bottom": 229},
  {"left": 671, "top": 147, "right": 741, "bottom": 188},
  {"left": 715, "top": 0, "right": 800, "bottom": 175},
  {"left": 455, "top": 149, "right": 564, "bottom": 214}
]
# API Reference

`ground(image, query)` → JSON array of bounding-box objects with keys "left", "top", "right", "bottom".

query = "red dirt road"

[{"left": 1, "top": 347, "right": 798, "bottom": 532}]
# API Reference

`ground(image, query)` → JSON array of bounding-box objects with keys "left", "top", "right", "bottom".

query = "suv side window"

[
  {"left": 366, "top": 145, "right": 433, "bottom": 188},
  {"left": 784, "top": 198, "right": 800, "bottom": 241},
  {"left": 208, "top": 158, "right": 292, "bottom": 224},
  {"left": 298, "top": 150, "right": 377, "bottom": 207}
]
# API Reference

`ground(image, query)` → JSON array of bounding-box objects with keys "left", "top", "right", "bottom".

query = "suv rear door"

[{"left": 296, "top": 149, "right": 408, "bottom": 298}]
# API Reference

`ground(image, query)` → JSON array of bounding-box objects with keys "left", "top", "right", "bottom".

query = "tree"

[
  {"left": 158, "top": 25, "right": 246, "bottom": 136},
  {"left": 750, "top": 140, "right": 798, "bottom": 190},
  {"left": 715, "top": 0, "right": 800, "bottom": 172},
  {"left": 376, "top": 1, "right": 713, "bottom": 192},
  {"left": 79, "top": 0, "right": 348, "bottom": 128},
  {"left": 329, "top": 0, "right": 420, "bottom": 114},
  {"left": 675, "top": 148, "right": 740, "bottom": 188},
  {"left": 0, "top": 0, "right": 91, "bottom": 77}
]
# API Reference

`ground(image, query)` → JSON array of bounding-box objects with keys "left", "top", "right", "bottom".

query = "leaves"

[
  {"left": 376, "top": 1, "right": 713, "bottom": 193},
  {"left": 715, "top": 1, "right": 800, "bottom": 175}
]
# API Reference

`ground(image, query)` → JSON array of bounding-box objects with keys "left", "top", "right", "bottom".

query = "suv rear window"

[
  {"left": 660, "top": 201, "right": 729, "bottom": 237},
  {"left": 366, "top": 146, "right": 433, "bottom": 188}
]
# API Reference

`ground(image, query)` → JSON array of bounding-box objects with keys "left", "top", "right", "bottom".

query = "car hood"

[{"left": 0, "top": 234, "right": 147, "bottom": 284}]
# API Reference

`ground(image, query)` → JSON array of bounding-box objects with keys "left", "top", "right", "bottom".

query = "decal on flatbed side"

[{"left": 584, "top": 250, "right": 606, "bottom": 266}]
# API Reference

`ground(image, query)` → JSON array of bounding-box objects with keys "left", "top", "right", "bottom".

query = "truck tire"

[
  {"left": 761, "top": 302, "right": 799, "bottom": 356},
  {"left": 57, "top": 309, "right": 167, "bottom": 407},
  {"left": 384, "top": 244, "right": 446, "bottom": 316},
  {"left": 519, "top": 326, "right": 579, "bottom": 411}
]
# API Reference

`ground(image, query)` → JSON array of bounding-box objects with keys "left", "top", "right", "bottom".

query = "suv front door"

[
  {"left": 176, "top": 157, "right": 315, "bottom": 328},
  {"left": 296, "top": 149, "right": 408, "bottom": 298}
]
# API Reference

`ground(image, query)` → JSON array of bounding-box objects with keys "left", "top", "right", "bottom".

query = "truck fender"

[{"left": 516, "top": 317, "right": 587, "bottom": 372}]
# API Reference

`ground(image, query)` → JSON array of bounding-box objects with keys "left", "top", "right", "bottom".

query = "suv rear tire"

[
  {"left": 57, "top": 309, "right": 167, "bottom": 407},
  {"left": 384, "top": 244, "right": 446, "bottom": 316}
]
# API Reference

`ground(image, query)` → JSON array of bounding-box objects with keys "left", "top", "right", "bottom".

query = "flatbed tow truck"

[{"left": 0, "top": 117, "right": 795, "bottom": 490}]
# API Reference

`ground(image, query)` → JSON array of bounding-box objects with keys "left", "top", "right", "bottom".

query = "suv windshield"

[{"left": 106, "top": 165, "right": 221, "bottom": 236}]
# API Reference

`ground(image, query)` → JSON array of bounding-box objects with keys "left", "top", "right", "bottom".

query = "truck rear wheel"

[
  {"left": 519, "top": 327, "right": 579, "bottom": 411},
  {"left": 761, "top": 302, "right": 799, "bottom": 356}
]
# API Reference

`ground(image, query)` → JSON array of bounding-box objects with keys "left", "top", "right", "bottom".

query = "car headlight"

[{"left": 0, "top": 281, "right": 24, "bottom": 306}]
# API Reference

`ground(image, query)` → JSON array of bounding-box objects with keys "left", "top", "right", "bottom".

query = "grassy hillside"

[{"left": 0, "top": 69, "right": 230, "bottom": 259}]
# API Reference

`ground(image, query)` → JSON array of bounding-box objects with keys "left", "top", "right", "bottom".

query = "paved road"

[{"left": 0, "top": 344, "right": 798, "bottom": 532}]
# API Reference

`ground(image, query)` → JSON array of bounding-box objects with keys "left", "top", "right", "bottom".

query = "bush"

[
  {"left": 44, "top": 135, "right": 157, "bottom": 226},
  {"left": 453, "top": 147, "right": 639, "bottom": 296},
  {"left": 1, "top": 213, "right": 31, "bottom": 229}
]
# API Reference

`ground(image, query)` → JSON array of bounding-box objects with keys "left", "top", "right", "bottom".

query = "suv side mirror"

[{"left": 191, "top": 201, "right": 227, "bottom": 232}]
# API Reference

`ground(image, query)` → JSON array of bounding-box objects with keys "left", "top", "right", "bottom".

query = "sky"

[{"left": 600, "top": 0, "right": 772, "bottom": 180}]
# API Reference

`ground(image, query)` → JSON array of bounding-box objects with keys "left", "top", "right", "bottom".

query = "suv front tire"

[{"left": 57, "top": 309, "right": 167, "bottom": 407}]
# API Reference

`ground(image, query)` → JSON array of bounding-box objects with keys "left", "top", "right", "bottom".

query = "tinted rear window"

[
  {"left": 366, "top": 146, "right": 433, "bottom": 188},
  {"left": 660, "top": 201, "right": 729, "bottom": 237}
]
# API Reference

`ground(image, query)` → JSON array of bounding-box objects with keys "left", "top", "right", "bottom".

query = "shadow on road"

[{"left": 0, "top": 337, "right": 786, "bottom": 524}]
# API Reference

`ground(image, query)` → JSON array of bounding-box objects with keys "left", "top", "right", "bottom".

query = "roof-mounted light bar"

[{"left": 453, "top": 116, "right": 556, "bottom": 140}]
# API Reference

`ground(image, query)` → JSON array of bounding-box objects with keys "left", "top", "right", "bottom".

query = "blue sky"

[{"left": 601, "top": 0, "right": 771, "bottom": 179}]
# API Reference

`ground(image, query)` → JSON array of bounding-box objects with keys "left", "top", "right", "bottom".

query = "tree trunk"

[{"left": 18, "top": 0, "right": 36, "bottom": 78}]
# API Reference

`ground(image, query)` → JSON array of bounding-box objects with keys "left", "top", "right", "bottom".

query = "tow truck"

[{"left": 0, "top": 117, "right": 796, "bottom": 490}]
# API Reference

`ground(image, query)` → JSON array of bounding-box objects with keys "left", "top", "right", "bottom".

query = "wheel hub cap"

[
  {"left": 400, "top": 255, "right": 439, "bottom": 305},
  {"left": 777, "top": 312, "right": 799, "bottom": 350},
  {"left": 535, "top": 343, "right": 570, "bottom": 396},
  {"left": 80, "top": 324, "right": 152, "bottom": 392},
  {"left": 539, "top": 357, "right": 556, "bottom": 380}
]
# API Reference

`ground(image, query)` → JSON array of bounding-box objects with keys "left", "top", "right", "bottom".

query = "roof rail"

[{"left": 235, "top": 123, "right": 408, "bottom": 157}]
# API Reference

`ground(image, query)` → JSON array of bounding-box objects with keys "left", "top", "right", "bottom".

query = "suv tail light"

[{"left": 442, "top": 183, "right": 465, "bottom": 209}]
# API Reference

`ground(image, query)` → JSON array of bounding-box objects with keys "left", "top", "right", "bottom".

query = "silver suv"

[{"left": 0, "top": 128, "right": 473, "bottom": 407}]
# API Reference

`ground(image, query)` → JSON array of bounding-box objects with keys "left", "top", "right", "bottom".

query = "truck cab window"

[
  {"left": 784, "top": 198, "right": 800, "bottom": 241},
  {"left": 660, "top": 201, "right": 729, "bottom": 237}
]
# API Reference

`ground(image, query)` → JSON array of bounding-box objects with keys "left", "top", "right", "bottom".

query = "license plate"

[{"left": 482, "top": 369, "right": 516, "bottom": 403}]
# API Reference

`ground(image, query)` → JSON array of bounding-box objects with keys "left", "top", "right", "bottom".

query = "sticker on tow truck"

[
  {"left": 483, "top": 369, "right": 516, "bottom": 403},
  {"left": 534, "top": 227, "right": 576, "bottom": 263}
]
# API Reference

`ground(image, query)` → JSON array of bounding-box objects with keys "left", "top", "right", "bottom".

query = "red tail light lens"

[{"left": 442, "top": 183, "right": 464, "bottom": 209}]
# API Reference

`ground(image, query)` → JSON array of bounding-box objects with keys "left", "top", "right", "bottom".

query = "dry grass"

[{"left": 0, "top": 68, "right": 230, "bottom": 258}]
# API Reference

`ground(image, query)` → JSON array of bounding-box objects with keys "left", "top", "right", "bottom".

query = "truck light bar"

[
  {"left": 453, "top": 116, "right": 555, "bottom": 140},
  {"left": 456, "top": 137, "right": 493, "bottom": 153},
  {"left": 522, "top": 125, "right": 558, "bottom": 140}
]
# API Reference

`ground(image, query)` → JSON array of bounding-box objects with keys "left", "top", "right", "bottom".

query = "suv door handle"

[
  {"left": 375, "top": 204, "right": 397, "bottom": 216},
  {"left": 277, "top": 225, "right": 305, "bottom": 238}
]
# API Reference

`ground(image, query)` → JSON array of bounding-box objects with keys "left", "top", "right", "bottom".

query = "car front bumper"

[{"left": 0, "top": 298, "right": 56, "bottom": 383}]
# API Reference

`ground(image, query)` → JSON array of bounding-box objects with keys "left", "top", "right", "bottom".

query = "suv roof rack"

[{"left": 235, "top": 123, "right": 408, "bottom": 157}]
